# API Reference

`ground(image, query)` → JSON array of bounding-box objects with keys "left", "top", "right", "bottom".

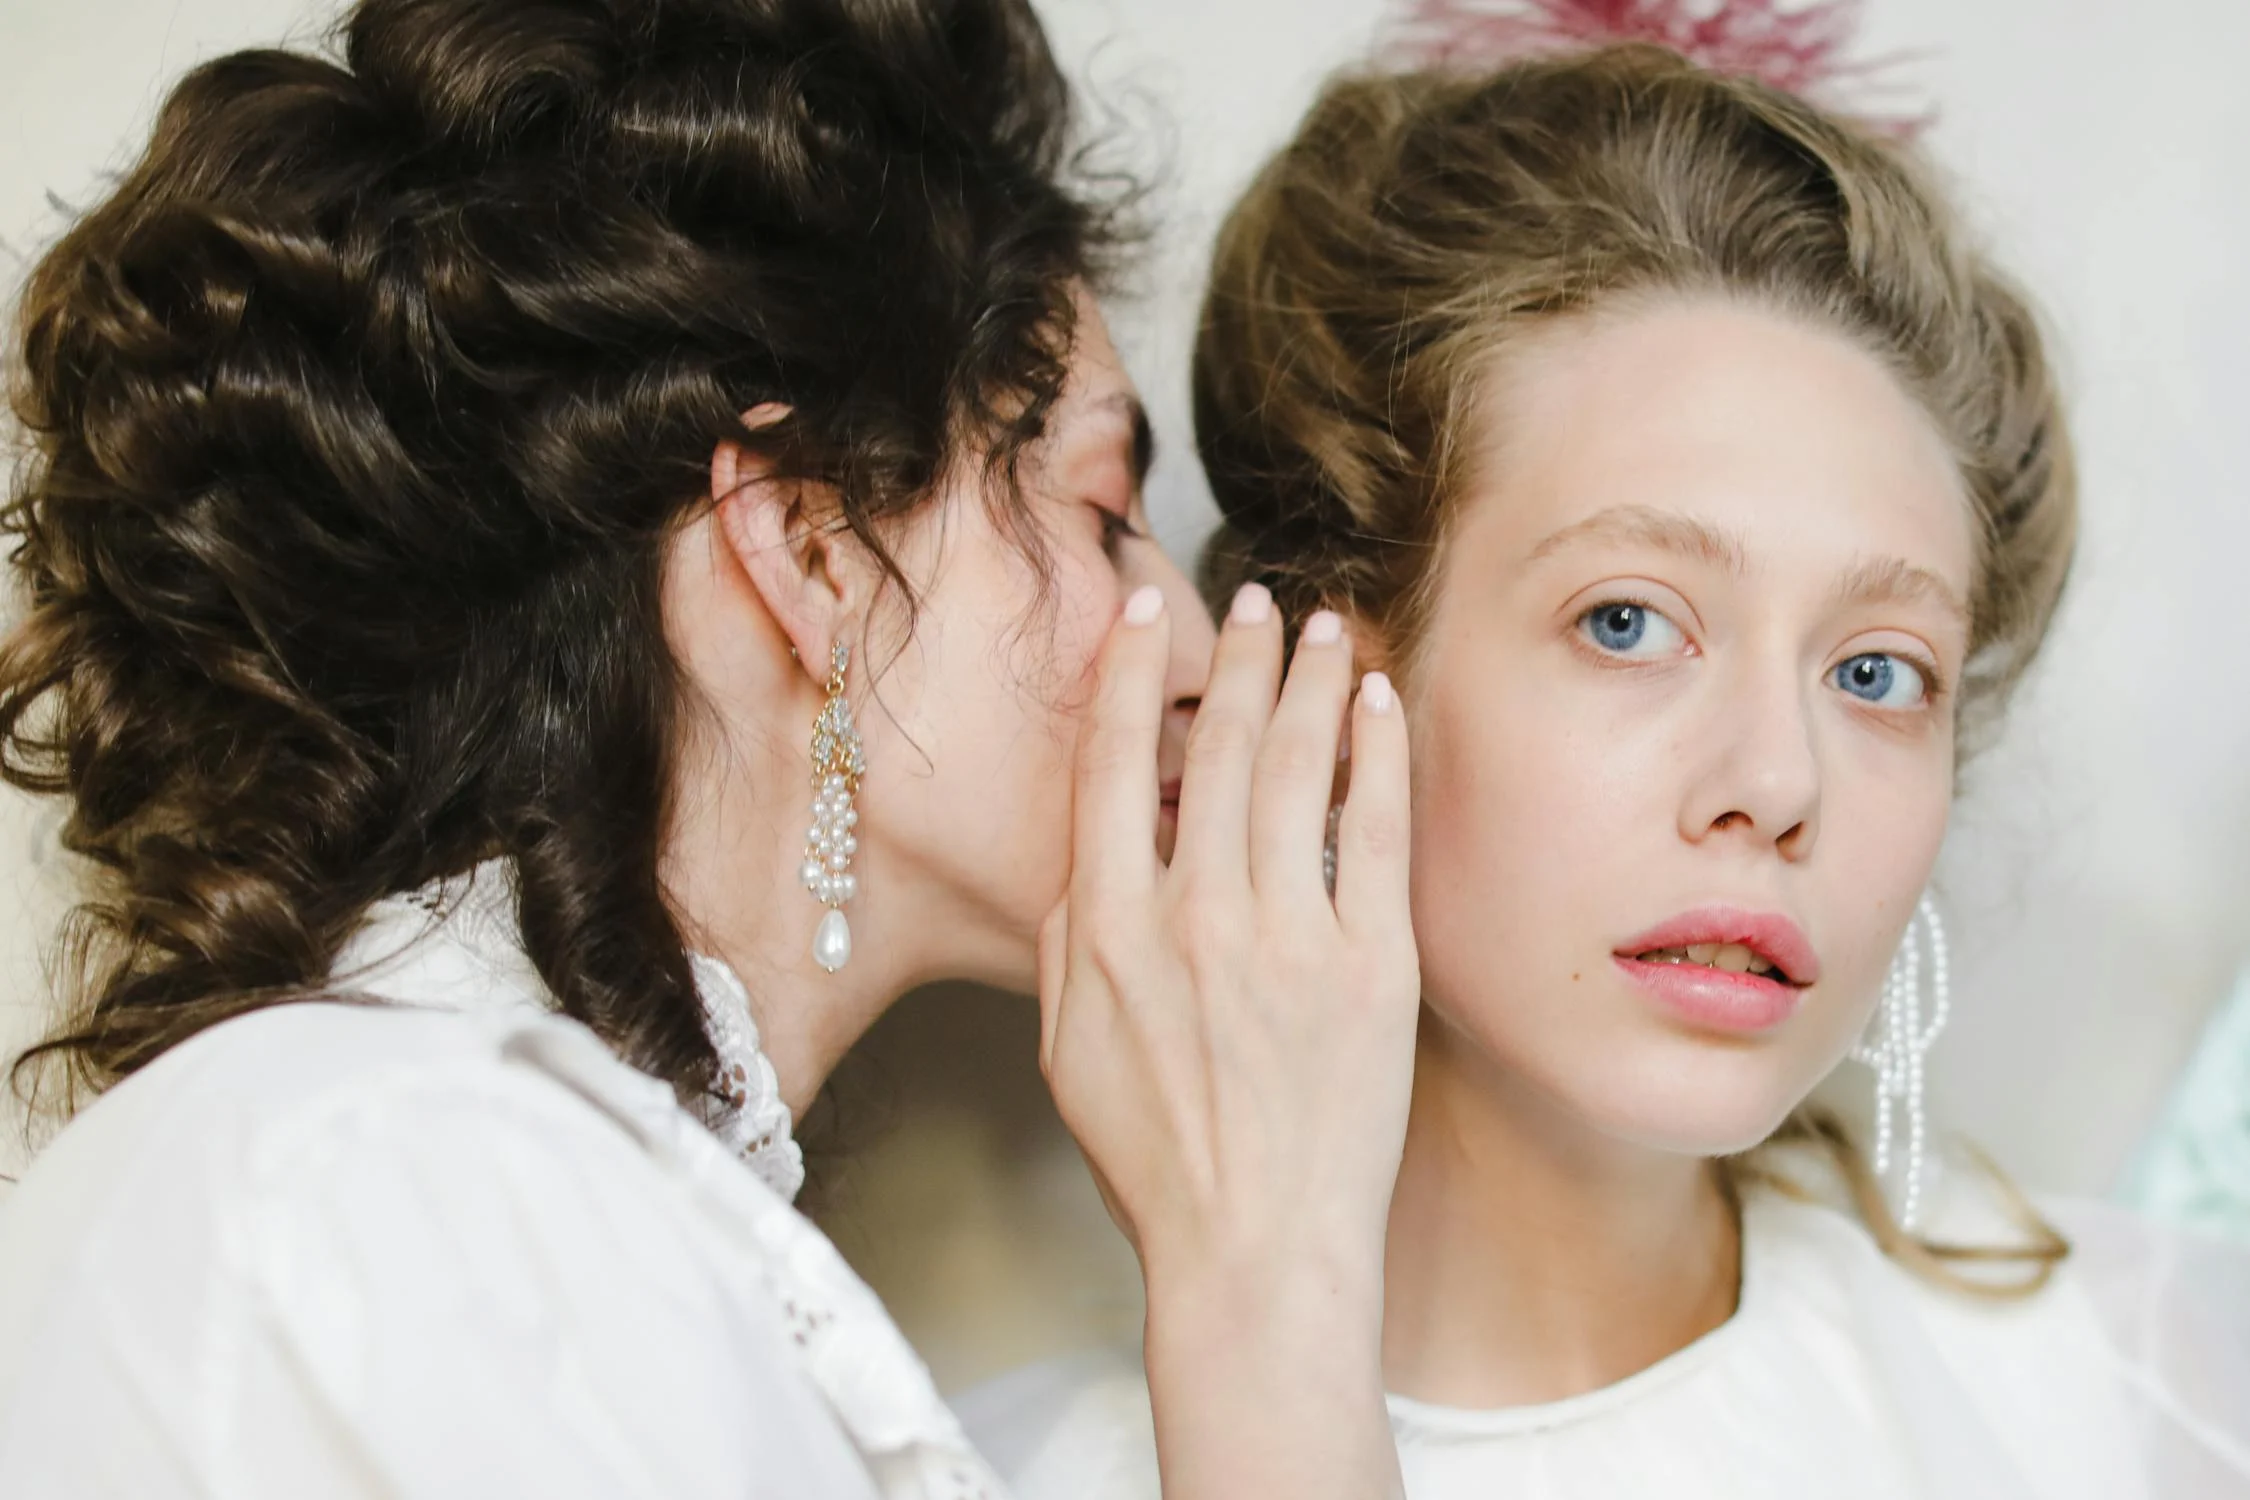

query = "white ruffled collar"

[
  {"left": 340, "top": 859, "right": 805, "bottom": 1201},
  {"left": 687, "top": 949, "right": 806, "bottom": 1200}
]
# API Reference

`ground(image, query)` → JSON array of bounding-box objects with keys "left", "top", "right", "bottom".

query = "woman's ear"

[
  {"left": 1340, "top": 610, "right": 1398, "bottom": 679},
  {"left": 710, "top": 407, "right": 869, "bottom": 684}
]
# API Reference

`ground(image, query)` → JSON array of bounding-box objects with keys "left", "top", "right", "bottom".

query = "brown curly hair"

[
  {"left": 2, "top": 0, "right": 1123, "bottom": 1116},
  {"left": 1194, "top": 45, "right": 2075, "bottom": 1291}
]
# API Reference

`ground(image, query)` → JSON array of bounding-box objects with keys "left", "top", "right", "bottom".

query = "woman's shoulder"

[
  {"left": 1747, "top": 1176, "right": 2250, "bottom": 1495},
  {"left": 0, "top": 985, "right": 1013, "bottom": 1498},
  {"left": 6, "top": 993, "right": 639, "bottom": 1221},
  {"left": 1, "top": 869, "right": 713, "bottom": 1252},
  {"left": 1743, "top": 1156, "right": 2250, "bottom": 1310},
  {"left": 0, "top": 996, "right": 893, "bottom": 1495},
  {"left": 1739, "top": 1164, "right": 2243, "bottom": 1358},
  {"left": 0, "top": 994, "right": 736, "bottom": 1359}
]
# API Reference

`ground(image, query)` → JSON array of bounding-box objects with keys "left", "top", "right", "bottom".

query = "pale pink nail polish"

[{"left": 1229, "top": 583, "right": 1273, "bottom": 625}]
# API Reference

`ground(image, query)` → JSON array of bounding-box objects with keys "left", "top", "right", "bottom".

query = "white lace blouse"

[{"left": 0, "top": 862, "right": 1006, "bottom": 1499}]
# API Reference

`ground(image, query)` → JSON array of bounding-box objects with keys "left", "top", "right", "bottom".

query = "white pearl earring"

[
  {"left": 799, "top": 642, "right": 864, "bottom": 974},
  {"left": 1852, "top": 893, "right": 1951, "bottom": 1231}
]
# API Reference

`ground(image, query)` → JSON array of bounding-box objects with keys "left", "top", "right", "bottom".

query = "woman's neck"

[
  {"left": 661, "top": 742, "right": 937, "bottom": 1121},
  {"left": 1381, "top": 1013, "right": 1740, "bottom": 1409}
]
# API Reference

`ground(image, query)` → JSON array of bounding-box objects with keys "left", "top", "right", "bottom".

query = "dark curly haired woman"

[{"left": 0, "top": 2, "right": 1424, "bottom": 1495}]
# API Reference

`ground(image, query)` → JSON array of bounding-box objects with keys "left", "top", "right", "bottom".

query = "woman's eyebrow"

[
  {"left": 1526, "top": 504, "right": 1745, "bottom": 572},
  {"left": 1831, "top": 554, "right": 1971, "bottom": 631},
  {"left": 1528, "top": 504, "right": 1970, "bottom": 629}
]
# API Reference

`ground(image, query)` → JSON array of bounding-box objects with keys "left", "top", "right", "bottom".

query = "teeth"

[{"left": 1632, "top": 942, "right": 1782, "bottom": 980}]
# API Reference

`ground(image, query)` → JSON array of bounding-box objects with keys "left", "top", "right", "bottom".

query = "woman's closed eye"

[
  {"left": 1577, "top": 600, "right": 1690, "bottom": 661},
  {"left": 1098, "top": 504, "right": 1150, "bottom": 563}
]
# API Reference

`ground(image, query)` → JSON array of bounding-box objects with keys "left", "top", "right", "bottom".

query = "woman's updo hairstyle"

[
  {"left": 1196, "top": 43, "right": 2075, "bottom": 745},
  {"left": 2, "top": 0, "right": 1119, "bottom": 1108},
  {"left": 1193, "top": 44, "right": 2078, "bottom": 1289}
]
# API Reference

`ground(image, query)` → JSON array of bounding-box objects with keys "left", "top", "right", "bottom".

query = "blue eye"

[
  {"left": 1579, "top": 601, "right": 1685, "bottom": 659},
  {"left": 1833, "top": 653, "right": 1927, "bottom": 708}
]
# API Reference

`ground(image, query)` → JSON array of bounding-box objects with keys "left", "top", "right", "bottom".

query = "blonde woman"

[{"left": 971, "top": 42, "right": 2250, "bottom": 1499}]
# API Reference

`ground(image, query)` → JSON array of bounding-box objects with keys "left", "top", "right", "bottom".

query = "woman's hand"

[{"left": 1040, "top": 580, "right": 1419, "bottom": 1500}]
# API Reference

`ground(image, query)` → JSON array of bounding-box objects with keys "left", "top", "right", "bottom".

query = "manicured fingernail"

[
  {"left": 1123, "top": 585, "right": 1165, "bottom": 626},
  {"left": 1303, "top": 610, "right": 1343, "bottom": 646},
  {"left": 1229, "top": 582, "right": 1272, "bottom": 625},
  {"left": 1361, "top": 671, "right": 1395, "bottom": 714}
]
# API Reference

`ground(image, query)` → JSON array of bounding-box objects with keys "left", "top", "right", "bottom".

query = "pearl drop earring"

[
  {"left": 799, "top": 642, "right": 864, "bottom": 974},
  {"left": 1852, "top": 893, "right": 1951, "bottom": 1231}
]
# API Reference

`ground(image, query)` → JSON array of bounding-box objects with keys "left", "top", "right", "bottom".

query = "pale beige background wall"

[
  {"left": 0, "top": 782, "right": 68, "bottom": 1181},
  {"left": 3, "top": 0, "right": 2247, "bottom": 1391}
]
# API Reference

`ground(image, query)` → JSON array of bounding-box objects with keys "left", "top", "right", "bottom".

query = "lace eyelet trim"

[{"left": 688, "top": 950, "right": 806, "bottom": 1203}]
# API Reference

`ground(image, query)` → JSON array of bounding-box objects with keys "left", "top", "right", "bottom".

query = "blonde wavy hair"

[{"left": 1194, "top": 44, "right": 2074, "bottom": 1292}]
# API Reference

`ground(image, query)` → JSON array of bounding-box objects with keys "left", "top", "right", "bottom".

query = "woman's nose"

[{"left": 1676, "top": 663, "right": 1822, "bottom": 860}]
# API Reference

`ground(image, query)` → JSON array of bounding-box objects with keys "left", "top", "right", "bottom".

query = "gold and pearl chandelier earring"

[
  {"left": 1851, "top": 893, "right": 1951, "bottom": 1231},
  {"left": 799, "top": 642, "right": 864, "bottom": 974}
]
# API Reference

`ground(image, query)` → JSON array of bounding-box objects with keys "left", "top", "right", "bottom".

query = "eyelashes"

[
  {"left": 1097, "top": 505, "right": 1149, "bottom": 561},
  {"left": 1572, "top": 596, "right": 1950, "bottom": 708},
  {"left": 1832, "top": 652, "right": 1931, "bottom": 709},
  {"left": 1578, "top": 599, "right": 1687, "bottom": 660}
]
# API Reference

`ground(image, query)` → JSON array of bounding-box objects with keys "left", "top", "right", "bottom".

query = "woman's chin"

[
  {"left": 1493, "top": 1032, "right": 1818, "bottom": 1161},
  {"left": 1575, "top": 1068, "right": 1813, "bottom": 1160}
]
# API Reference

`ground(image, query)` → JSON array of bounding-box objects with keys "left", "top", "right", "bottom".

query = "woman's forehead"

[{"left": 1459, "top": 299, "right": 1975, "bottom": 596}]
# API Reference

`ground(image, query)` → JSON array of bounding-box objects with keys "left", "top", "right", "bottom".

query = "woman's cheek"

[
  {"left": 1802, "top": 728, "right": 1951, "bottom": 1032},
  {"left": 1418, "top": 655, "right": 1575, "bottom": 877},
  {"left": 1503, "top": 656, "right": 1660, "bottom": 818},
  {"left": 1001, "top": 544, "right": 1112, "bottom": 725},
  {"left": 1829, "top": 722, "right": 1952, "bottom": 875}
]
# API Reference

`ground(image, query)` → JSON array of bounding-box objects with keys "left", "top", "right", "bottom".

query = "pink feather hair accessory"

[{"left": 1387, "top": 0, "right": 1931, "bottom": 137}]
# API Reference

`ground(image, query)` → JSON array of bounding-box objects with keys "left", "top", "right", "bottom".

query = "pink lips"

[{"left": 1612, "top": 905, "right": 1820, "bottom": 1034}]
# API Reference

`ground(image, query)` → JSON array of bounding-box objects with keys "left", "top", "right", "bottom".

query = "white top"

[
  {"left": 961, "top": 1181, "right": 2250, "bottom": 1500},
  {"left": 0, "top": 863, "right": 1006, "bottom": 1499}
]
